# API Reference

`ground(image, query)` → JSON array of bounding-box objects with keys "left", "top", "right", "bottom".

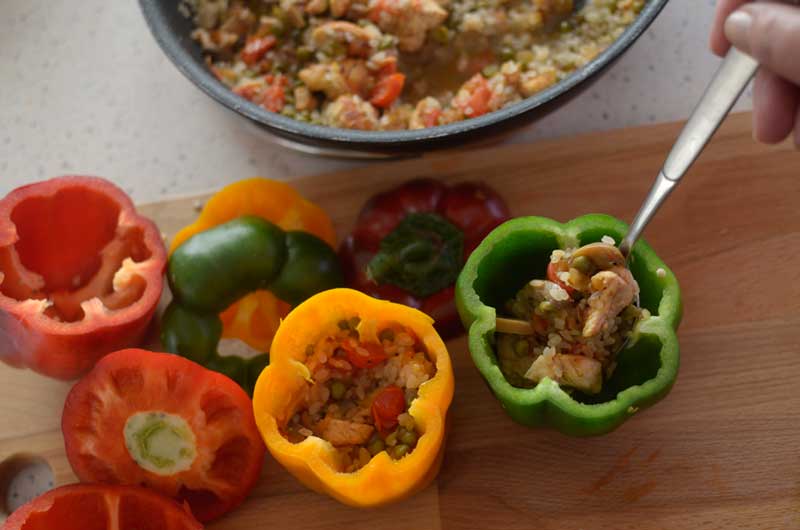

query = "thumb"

[{"left": 725, "top": 2, "right": 800, "bottom": 85}]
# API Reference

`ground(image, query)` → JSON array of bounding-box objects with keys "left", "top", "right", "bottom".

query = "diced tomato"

[
  {"left": 261, "top": 84, "right": 285, "bottom": 112},
  {"left": 370, "top": 73, "right": 405, "bottom": 109},
  {"left": 546, "top": 261, "right": 576, "bottom": 297},
  {"left": 2, "top": 484, "right": 202, "bottom": 530},
  {"left": 342, "top": 340, "right": 389, "bottom": 369},
  {"left": 371, "top": 385, "right": 406, "bottom": 434},
  {"left": 461, "top": 75, "right": 492, "bottom": 118},
  {"left": 233, "top": 82, "right": 262, "bottom": 101},
  {"left": 420, "top": 107, "right": 442, "bottom": 128},
  {"left": 532, "top": 314, "right": 548, "bottom": 335},
  {"left": 240, "top": 35, "right": 276, "bottom": 66},
  {"left": 61, "top": 349, "right": 265, "bottom": 522},
  {"left": 258, "top": 74, "right": 287, "bottom": 112},
  {"left": 376, "top": 57, "right": 398, "bottom": 79}
]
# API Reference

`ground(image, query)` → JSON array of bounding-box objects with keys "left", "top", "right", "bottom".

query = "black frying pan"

[{"left": 139, "top": 0, "right": 669, "bottom": 155}]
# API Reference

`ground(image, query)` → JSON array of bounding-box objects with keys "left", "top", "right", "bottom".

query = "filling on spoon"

[{"left": 495, "top": 238, "right": 645, "bottom": 394}]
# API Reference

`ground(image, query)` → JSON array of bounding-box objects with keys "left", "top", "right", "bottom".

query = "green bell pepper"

[
  {"left": 455, "top": 214, "right": 682, "bottom": 436},
  {"left": 161, "top": 215, "right": 344, "bottom": 394}
]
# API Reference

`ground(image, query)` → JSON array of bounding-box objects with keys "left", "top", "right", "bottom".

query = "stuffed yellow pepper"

[{"left": 252, "top": 288, "right": 454, "bottom": 507}]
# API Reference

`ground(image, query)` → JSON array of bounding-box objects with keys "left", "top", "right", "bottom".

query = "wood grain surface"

[{"left": 1, "top": 112, "right": 798, "bottom": 529}]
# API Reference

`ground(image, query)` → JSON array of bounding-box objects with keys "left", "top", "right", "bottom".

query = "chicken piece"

[
  {"left": 318, "top": 417, "right": 375, "bottom": 446},
  {"left": 294, "top": 86, "right": 317, "bottom": 111},
  {"left": 409, "top": 97, "right": 442, "bottom": 129},
  {"left": 524, "top": 349, "right": 602, "bottom": 394},
  {"left": 583, "top": 266, "right": 639, "bottom": 338},
  {"left": 535, "top": 0, "right": 574, "bottom": 24},
  {"left": 298, "top": 62, "right": 350, "bottom": 99},
  {"left": 219, "top": 2, "right": 257, "bottom": 38},
  {"left": 280, "top": 0, "right": 307, "bottom": 27},
  {"left": 305, "top": 0, "right": 329, "bottom": 15},
  {"left": 519, "top": 69, "right": 558, "bottom": 97},
  {"left": 368, "top": 0, "right": 448, "bottom": 52},
  {"left": 324, "top": 94, "right": 379, "bottom": 129},
  {"left": 330, "top": 0, "right": 352, "bottom": 17},
  {"left": 311, "top": 21, "right": 377, "bottom": 57}
]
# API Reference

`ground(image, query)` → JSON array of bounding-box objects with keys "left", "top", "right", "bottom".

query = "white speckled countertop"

[{"left": 0, "top": 0, "right": 750, "bottom": 202}]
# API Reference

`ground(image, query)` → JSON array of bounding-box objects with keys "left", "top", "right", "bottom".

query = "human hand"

[{"left": 710, "top": 0, "right": 800, "bottom": 146}]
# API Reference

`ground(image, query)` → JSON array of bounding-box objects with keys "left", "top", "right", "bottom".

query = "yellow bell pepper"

[
  {"left": 252, "top": 288, "right": 454, "bottom": 507},
  {"left": 170, "top": 178, "right": 337, "bottom": 352}
]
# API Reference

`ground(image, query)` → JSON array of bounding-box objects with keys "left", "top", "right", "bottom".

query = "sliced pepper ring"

[
  {"left": 252, "top": 288, "right": 454, "bottom": 507},
  {"left": 455, "top": 214, "right": 682, "bottom": 436}
]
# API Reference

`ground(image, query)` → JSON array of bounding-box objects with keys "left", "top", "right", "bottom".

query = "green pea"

[
  {"left": 500, "top": 47, "right": 515, "bottom": 62},
  {"left": 392, "top": 444, "right": 409, "bottom": 459},
  {"left": 560, "top": 20, "right": 572, "bottom": 33},
  {"left": 482, "top": 64, "right": 499, "bottom": 78},
  {"left": 296, "top": 46, "right": 313, "bottom": 62},
  {"left": 330, "top": 380, "right": 347, "bottom": 400},
  {"left": 399, "top": 429, "right": 417, "bottom": 446},
  {"left": 367, "top": 436, "right": 385, "bottom": 456},
  {"left": 378, "top": 35, "right": 395, "bottom": 50},
  {"left": 538, "top": 300, "right": 554, "bottom": 313},
  {"left": 571, "top": 255, "right": 594, "bottom": 275},
  {"left": 385, "top": 431, "right": 398, "bottom": 447},
  {"left": 432, "top": 26, "right": 450, "bottom": 44},
  {"left": 513, "top": 339, "right": 529, "bottom": 357}
]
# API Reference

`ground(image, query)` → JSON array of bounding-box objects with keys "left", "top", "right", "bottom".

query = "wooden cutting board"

[{"left": 1, "top": 112, "right": 799, "bottom": 529}]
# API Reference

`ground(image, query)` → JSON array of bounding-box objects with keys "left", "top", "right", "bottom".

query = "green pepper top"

[
  {"left": 162, "top": 216, "right": 345, "bottom": 394},
  {"left": 455, "top": 214, "right": 682, "bottom": 436}
]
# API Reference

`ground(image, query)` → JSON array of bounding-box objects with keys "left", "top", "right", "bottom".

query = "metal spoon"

[
  {"left": 495, "top": 48, "right": 759, "bottom": 336},
  {"left": 618, "top": 48, "right": 759, "bottom": 257}
]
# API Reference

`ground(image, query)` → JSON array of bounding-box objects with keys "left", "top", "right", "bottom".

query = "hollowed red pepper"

[
  {"left": 0, "top": 176, "right": 167, "bottom": 379},
  {"left": 340, "top": 178, "right": 510, "bottom": 338}
]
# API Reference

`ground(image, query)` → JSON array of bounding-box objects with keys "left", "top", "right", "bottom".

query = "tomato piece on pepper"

[
  {"left": 340, "top": 179, "right": 510, "bottom": 339},
  {"left": 0, "top": 176, "right": 166, "bottom": 379},
  {"left": 546, "top": 261, "right": 576, "bottom": 297},
  {"left": 61, "top": 349, "right": 265, "bottom": 522},
  {"left": 2, "top": 484, "right": 202, "bottom": 530},
  {"left": 370, "top": 73, "right": 405, "bottom": 109},
  {"left": 371, "top": 385, "right": 406, "bottom": 434},
  {"left": 240, "top": 35, "right": 276, "bottom": 66},
  {"left": 341, "top": 340, "right": 388, "bottom": 369}
]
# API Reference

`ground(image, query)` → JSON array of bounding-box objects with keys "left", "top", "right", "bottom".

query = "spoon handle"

[{"left": 619, "top": 48, "right": 759, "bottom": 257}]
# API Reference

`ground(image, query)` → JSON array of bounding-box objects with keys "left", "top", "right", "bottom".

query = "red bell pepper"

[
  {"left": 0, "top": 176, "right": 167, "bottom": 379},
  {"left": 2, "top": 483, "right": 203, "bottom": 530},
  {"left": 62, "top": 349, "right": 265, "bottom": 522},
  {"left": 340, "top": 179, "right": 510, "bottom": 338}
]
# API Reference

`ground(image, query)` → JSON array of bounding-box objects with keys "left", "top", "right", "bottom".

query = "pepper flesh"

[
  {"left": 455, "top": 214, "right": 682, "bottom": 436},
  {"left": 0, "top": 176, "right": 166, "bottom": 379},
  {"left": 252, "top": 288, "right": 454, "bottom": 507},
  {"left": 340, "top": 178, "right": 510, "bottom": 339},
  {"left": 170, "top": 178, "right": 337, "bottom": 352}
]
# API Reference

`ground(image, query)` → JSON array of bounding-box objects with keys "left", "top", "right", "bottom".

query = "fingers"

[
  {"left": 710, "top": 0, "right": 750, "bottom": 56},
  {"left": 752, "top": 69, "right": 800, "bottom": 144},
  {"left": 724, "top": 3, "right": 800, "bottom": 86}
]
